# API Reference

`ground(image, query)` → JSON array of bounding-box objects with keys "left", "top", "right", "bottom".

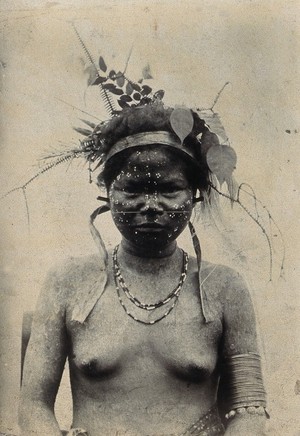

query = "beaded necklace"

[{"left": 112, "top": 245, "right": 189, "bottom": 325}]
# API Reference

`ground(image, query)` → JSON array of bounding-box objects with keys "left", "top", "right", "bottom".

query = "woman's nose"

[{"left": 140, "top": 193, "right": 163, "bottom": 214}]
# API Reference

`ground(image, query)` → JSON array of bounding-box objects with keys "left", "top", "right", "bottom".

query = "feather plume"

[{"left": 72, "top": 23, "right": 115, "bottom": 116}]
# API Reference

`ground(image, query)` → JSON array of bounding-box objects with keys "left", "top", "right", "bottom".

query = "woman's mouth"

[{"left": 134, "top": 222, "right": 165, "bottom": 232}]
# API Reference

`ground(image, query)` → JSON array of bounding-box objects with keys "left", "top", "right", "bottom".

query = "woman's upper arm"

[
  {"left": 21, "top": 264, "right": 69, "bottom": 406},
  {"left": 221, "top": 268, "right": 258, "bottom": 356}
]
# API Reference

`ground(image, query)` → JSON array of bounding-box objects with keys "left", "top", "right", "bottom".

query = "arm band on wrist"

[{"left": 219, "top": 353, "right": 268, "bottom": 418}]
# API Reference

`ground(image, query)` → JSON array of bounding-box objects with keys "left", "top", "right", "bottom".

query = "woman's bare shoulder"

[
  {"left": 189, "top": 255, "right": 245, "bottom": 288},
  {"left": 47, "top": 252, "right": 104, "bottom": 281},
  {"left": 188, "top": 255, "right": 251, "bottom": 306},
  {"left": 39, "top": 253, "right": 106, "bottom": 305}
]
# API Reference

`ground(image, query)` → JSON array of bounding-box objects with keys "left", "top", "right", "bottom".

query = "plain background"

[{"left": 0, "top": 1, "right": 299, "bottom": 434}]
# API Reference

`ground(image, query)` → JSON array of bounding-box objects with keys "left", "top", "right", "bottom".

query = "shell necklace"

[{"left": 112, "top": 245, "right": 189, "bottom": 325}]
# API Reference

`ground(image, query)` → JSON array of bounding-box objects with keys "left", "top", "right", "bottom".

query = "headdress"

[{"left": 2, "top": 26, "right": 284, "bottom": 324}]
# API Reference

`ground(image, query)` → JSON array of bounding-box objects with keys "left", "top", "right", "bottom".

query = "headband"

[{"left": 105, "top": 131, "right": 197, "bottom": 163}]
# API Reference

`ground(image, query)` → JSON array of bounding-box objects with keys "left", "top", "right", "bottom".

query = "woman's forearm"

[
  {"left": 224, "top": 414, "right": 266, "bottom": 436},
  {"left": 19, "top": 399, "right": 62, "bottom": 436}
]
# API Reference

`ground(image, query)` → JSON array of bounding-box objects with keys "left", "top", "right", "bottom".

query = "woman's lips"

[
  {"left": 136, "top": 222, "right": 164, "bottom": 228},
  {"left": 134, "top": 222, "right": 165, "bottom": 232}
]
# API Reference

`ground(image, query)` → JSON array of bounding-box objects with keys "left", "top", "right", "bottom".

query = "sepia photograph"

[{"left": 0, "top": 1, "right": 299, "bottom": 435}]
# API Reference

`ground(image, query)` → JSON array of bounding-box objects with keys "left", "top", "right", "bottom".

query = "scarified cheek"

[
  {"left": 109, "top": 191, "right": 135, "bottom": 209},
  {"left": 169, "top": 198, "right": 192, "bottom": 210},
  {"left": 109, "top": 209, "right": 131, "bottom": 225}
]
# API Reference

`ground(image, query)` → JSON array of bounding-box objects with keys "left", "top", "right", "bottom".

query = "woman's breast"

[{"left": 68, "top": 315, "right": 221, "bottom": 387}]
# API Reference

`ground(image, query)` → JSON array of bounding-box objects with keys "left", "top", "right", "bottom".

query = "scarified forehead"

[
  {"left": 113, "top": 146, "right": 195, "bottom": 186},
  {"left": 121, "top": 146, "right": 180, "bottom": 168},
  {"left": 111, "top": 148, "right": 191, "bottom": 188}
]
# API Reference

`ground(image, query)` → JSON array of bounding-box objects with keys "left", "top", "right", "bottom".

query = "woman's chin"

[
  {"left": 135, "top": 232, "right": 173, "bottom": 246},
  {"left": 121, "top": 233, "right": 177, "bottom": 254}
]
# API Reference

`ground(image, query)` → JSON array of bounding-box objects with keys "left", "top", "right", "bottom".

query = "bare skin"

[{"left": 19, "top": 148, "right": 266, "bottom": 435}]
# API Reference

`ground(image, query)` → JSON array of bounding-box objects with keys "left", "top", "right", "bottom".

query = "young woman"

[{"left": 19, "top": 102, "right": 267, "bottom": 435}]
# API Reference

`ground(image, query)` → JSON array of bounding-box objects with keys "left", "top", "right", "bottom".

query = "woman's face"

[{"left": 108, "top": 147, "right": 194, "bottom": 250}]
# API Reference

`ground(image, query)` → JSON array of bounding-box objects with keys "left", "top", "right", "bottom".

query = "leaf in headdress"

[
  {"left": 99, "top": 56, "right": 107, "bottom": 72},
  {"left": 117, "top": 99, "right": 130, "bottom": 109},
  {"left": 131, "top": 82, "right": 141, "bottom": 92},
  {"left": 200, "top": 112, "right": 228, "bottom": 145},
  {"left": 85, "top": 64, "right": 99, "bottom": 86},
  {"left": 80, "top": 119, "right": 96, "bottom": 129},
  {"left": 92, "top": 76, "right": 107, "bottom": 86},
  {"left": 126, "top": 82, "right": 133, "bottom": 95},
  {"left": 142, "top": 63, "right": 153, "bottom": 79},
  {"left": 73, "top": 127, "right": 93, "bottom": 136},
  {"left": 153, "top": 90, "right": 165, "bottom": 100},
  {"left": 200, "top": 130, "right": 220, "bottom": 157},
  {"left": 109, "top": 87, "right": 124, "bottom": 95},
  {"left": 109, "top": 69, "right": 116, "bottom": 79},
  {"left": 102, "top": 83, "right": 117, "bottom": 91},
  {"left": 206, "top": 145, "right": 237, "bottom": 185},
  {"left": 116, "top": 72, "right": 125, "bottom": 87},
  {"left": 133, "top": 92, "right": 141, "bottom": 101},
  {"left": 141, "top": 85, "right": 152, "bottom": 96},
  {"left": 170, "top": 107, "right": 194, "bottom": 143},
  {"left": 120, "top": 94, "right": 132, "bottom": 102}
]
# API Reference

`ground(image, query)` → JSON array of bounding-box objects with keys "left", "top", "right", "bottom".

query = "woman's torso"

[{"left": 64, "top": 252, "right": 224, "bottom": 435}]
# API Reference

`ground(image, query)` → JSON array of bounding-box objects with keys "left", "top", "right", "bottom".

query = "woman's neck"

[
  {"left": 116, "top": 240, "right": 182, "bottom": 276},
  {"left": 120, "top": 239, "right": 177, "bottom": 259}
]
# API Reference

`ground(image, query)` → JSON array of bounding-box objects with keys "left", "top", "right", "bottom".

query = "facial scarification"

[{"left": 109, "top": 148, "right": 194, "bottom": 250}]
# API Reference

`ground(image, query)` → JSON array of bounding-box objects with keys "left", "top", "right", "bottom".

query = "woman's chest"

[{"left": 67, "top": 282, "right": 223, "bottom": 383}]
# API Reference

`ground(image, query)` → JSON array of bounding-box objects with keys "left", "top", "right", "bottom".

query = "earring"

[{"left": 97, "top": 195, "right": 109, "bottom": 202}]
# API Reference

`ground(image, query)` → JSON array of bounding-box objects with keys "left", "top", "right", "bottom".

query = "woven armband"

[{"left": 220, "top": 353, "right": 268, "bottom": 420}]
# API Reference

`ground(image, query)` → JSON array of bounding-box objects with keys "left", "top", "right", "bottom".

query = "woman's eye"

[
  {"left": 123, "top": 186, "right": 140, "bottom": 196},
  {"left": 162, "top": 185, "right": 182, "bottom": 195},
  {"left": 121, "top": 184, "right": 136, "bottom": 193}
]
